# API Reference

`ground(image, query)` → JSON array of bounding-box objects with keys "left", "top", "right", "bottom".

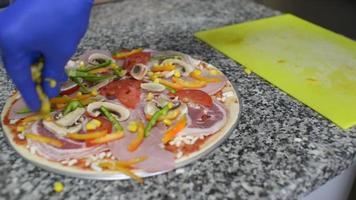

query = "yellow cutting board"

[{"left": 195, "top": 14, "right": 356, "bottom": 129}]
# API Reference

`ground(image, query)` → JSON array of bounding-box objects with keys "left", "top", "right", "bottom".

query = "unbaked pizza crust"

[{"left": 1, "top": 59, "right": 240, "bottom": 180}]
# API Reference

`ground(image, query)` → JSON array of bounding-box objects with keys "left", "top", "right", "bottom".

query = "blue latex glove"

[{"left": 0, "top": 0, "right": 93, "bottom": 111}]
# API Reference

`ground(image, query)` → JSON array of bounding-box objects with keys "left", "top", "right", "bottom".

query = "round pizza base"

[{"left": 1, "top": 61, "right": 241, "bottom": 180}]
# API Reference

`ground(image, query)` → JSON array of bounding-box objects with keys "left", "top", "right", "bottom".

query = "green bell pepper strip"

[
  {"left": 67, "top": 70, "right": 113, "bottom": 82},
  {"left": 165, "top": 85, "right": 176, "bottom": 94},
  {"left": 78, "top": 59, "right": 112, "bottom": 72},
  {"left": 70, "top": 77, "right": 90, "bottom": 93},
  {"left": 144, "top": 104, "right": 170, "bottom": 137},
  {"left": 113, "top": 67, "right": 127, "bottom": 78},
  {"left": 16, "top": 107, "right": 32, "bottom": 114},
  {"left": 99, "top": 106, "right": 123, "bottom": 131},
  {"left": 63, "top": 100, "right": 83, "bottom": 115}
]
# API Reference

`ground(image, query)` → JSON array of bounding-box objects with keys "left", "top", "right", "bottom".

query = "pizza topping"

[
  {"left": 100, "top": 79, "right": 141, "bottom": 109},
  {"left": 144, "top": 103, "right": 172, "bottom": 137},
  {"left": 176, "top": 89, "right": 213, "bottom": 107},
  {"left": 161, "top": 59, "right": 194, "bottom": 76},
  {"left": 130, "top": 64, "right": 148, "bottom": 80},
  {"left": 172, "top": 77, "right": 207, "bottom": 89},
  {"left": 127, "top": 122, "right": 145, "bottom": 152},
  {"left": 161, "top": 115, "right": 187, "bottom": 144},
  {"left": 180, "top": 101, "right": 227, "bottom": 137},
  {"left": 42, "top": 120, "right": 82, "bottom": 137},
  {"left": 140, "top": 82, "right": 166, "bottom": 92},
  {"left": 56, "top": 107, "right": 85, "bottom": 127},
  {"left": 86, "top": 102, "right": 130, "bottom": 122},
  {"left": 112, "top": 48, "right": 143, "bottom": 60},
  {"left": 122, "top": 51, "right": 151, "bottom": 71},
  {"left": 25, "top": 133, "right": 64, "bottom": 148}
]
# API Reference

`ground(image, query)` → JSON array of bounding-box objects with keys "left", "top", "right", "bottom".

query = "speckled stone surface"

[{"left": 0, "top": 0, "right": 356, "bottom": 199}]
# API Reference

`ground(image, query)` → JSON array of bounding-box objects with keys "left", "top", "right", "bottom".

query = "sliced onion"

[{"left": 141, "top": 83, "right": 165, "bottom": 92}]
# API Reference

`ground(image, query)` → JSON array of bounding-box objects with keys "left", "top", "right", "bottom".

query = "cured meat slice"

[
  {"left": 33, "top": 121, "right": 84, "bottom": 149},
  {"left": 180, "top": 101, "right": 227, "bottom": 137},
  {"left": 30, "top": 121, "right": 108, "bottom": 161}
]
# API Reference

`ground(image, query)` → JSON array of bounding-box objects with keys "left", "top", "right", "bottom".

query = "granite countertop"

[{"left": 1, "top": 0, "right": 356, "bottom": 199}]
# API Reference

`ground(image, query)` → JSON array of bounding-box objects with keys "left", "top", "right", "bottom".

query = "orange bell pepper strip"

[
  {"left": 25, "top": 133, "right": 63, "bottom": 148},
  {"left": 50, "top": 93, "right": 92, "bottom": 105},
  {"left": 86, "top": 131, "right": 124, "bottom": 147},
  {"left": 161, "top": 115, "right": 187, "bottom": 144},
  {"left": 157, "top": 78, "right": 183, "bottom": 90},
  {"left": 172, "top": 77, "right": 207, "bottom": 88},
  {"left": 20, "top": 114, "right": 42, "bottom": 125},
  {"left": 151, "top": 64, "right": 175, "bottom": 72},
  {"left": 66, "top": 130, "right": 107, "bottom": 141},
  {"left": 112, "top": 48, "right": 143, "bottom": 59},
  {"left": 190, "top": 69, "right": 221, "bottom": 83},
  {"left": 127, "top": 122, "right": 145, "bottom": 152}
]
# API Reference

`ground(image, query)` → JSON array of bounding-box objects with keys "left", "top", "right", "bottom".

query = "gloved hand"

[{"left": 0, "top": 0, "right": 93, "bottom": 111}]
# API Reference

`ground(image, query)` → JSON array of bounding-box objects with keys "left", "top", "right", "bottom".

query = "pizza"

[{"left": 1, "top": 49, "right": 240, "bottom": 182}]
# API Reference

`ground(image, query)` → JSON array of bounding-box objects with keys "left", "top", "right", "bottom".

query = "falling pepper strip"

[{"left": 161, "top": 115, "right": 187, "bottom": 144}]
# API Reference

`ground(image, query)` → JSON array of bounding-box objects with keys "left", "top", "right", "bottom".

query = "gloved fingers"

[
  {"left": 3, "top": 55, "right": 41, "bottom": 111},
  {"left": 41, "top": 49, "right": 74, "bottom": 98}
]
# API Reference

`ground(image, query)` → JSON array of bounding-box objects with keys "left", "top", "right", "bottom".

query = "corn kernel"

[
  {"left": 79, "top": 61, "right": 85, "bottom": 68},
  {"left": 146, "top": 92, "right": 154, "bottom": 101},
  {"left": 244, "top": 68, "right": 252, "bottom": 75},
  {"left": 90, "top": 89, "right": 98, "bottom": 96},
  {"left": 209, "top": 69, "right": 219, "bottom": 75},
  {"left": 127, "top": 121, "right": 138, "bottom": 133},
  {"left": 53, "top": 181, "right": 64, "bottom": 193},
  {"left": 86, "top": 119, "right": 102, "bottom": 130},
  {"left": 174, "top": 70, "right": 181, "bottom": 78},
  {"left": 16, "top": 126, "right": 25, "bottom": 132},
  {"left": 148, "top": 71, "right": 154, "bottom": 76},
  {"left": 167, "top": 102, "right": 174, "bottom": 109},
  {"left": 154, "top": 78, "right": 160, "bottom": 84},
  {"left": 110, "top": 63, "right": 118, "bottom": 69},
  {"left": 192, "top": 69, "right": 202, "bottom": 75},
  {"left": 163, "top": 119, "right": 172, "bottom": 126}
]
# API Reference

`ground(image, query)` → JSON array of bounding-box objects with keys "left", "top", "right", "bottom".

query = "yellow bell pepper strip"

[
  {"left": 157, "top": 78, "right": 183, "bottom": 90},
  {"left": 190, "top": 69, "right": 221, "bottom": 83},
  {"left": 62, "top": 100, "right": 83, "bottom": 115},
  {"left": 151, "top": 63, "right": 175, "bottom": 72},
  {"left": 144, "top": 103, "right": 172, "bottom": 137},
  {"left": 127, "top": 122, "right": 145, "bottom": 152},
  {"left": 25, "top": 133, "right": 64, "bottom": 148},
  {"left": 172, "top": 77, "right": 207, "bottom": 88},
  {"left": 99, "top": 106, "right": 123, "bottom": 131},
  {"left": 86, "top": 131, "right": 124, "bottom": 147},
  {"left": 112, "top": 48, "right": 143, "bottom": 59},
  {"left": 161, "top": 115, "right": 187, "bottom": 144},
  {"left": 66, "top": 130, "right": 107, "bottom": 141},
  {"left": 20, "top": 114, "right": 42, "bottom": 125}
]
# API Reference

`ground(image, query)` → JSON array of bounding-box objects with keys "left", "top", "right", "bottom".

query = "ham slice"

[
  {"left": 29, "top": 121, "right": 108, "bottom": 161},
  {"left": 180, "top": 100, "right": 227, "bottom": 137},
  {"left": 108, "top": 107, "right": 175, "bottom": 173}
]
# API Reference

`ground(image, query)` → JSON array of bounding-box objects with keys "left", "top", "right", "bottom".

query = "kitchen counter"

[{"left": 0, "top": 0, "right": 355, "bottom": 199}]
